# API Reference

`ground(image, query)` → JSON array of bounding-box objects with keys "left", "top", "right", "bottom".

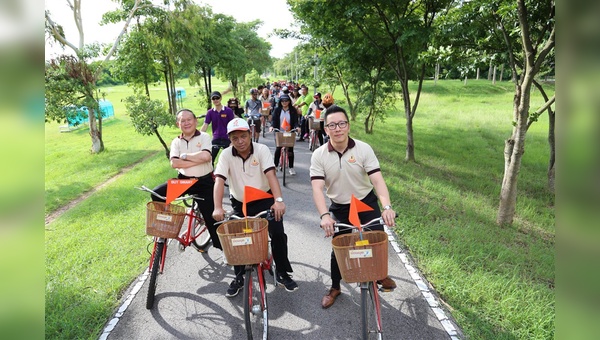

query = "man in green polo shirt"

[
  {"left": 309, "top": 105, "right": 397, "bottom": 309},
  {"left": 294, "top": 85, "right": 314, "bottom": 141}
]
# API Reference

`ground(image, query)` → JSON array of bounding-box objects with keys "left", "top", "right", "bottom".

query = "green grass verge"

[
  {"left": 351, "top": 79, "right": 554, "bottom": 339},
  {"left": 45, "top": 79, "right": 554, "bottom": 339}
]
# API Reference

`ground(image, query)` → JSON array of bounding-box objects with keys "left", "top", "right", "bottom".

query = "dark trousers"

[
  {"left": 230, "top": 196, "right": 293, "bottom": 279},
  {"left": 274, "top": 146, "right": 295, "bottom": 168},
  {"left": 329, "top": 190, "right": 383, "bottom": 289},
  {"left": 151, "top": 173, "right": 221, "bottom": 250},
  {"left": 300, "top": 116, "right": 309, "bottom": 139},
  {"left": 211, "top": 138, "right": 230, "bottom": 166}
]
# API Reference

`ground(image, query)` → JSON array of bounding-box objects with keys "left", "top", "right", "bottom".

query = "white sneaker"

[{"left": 288, "top": 168, "right": 296, "bottom": 176}]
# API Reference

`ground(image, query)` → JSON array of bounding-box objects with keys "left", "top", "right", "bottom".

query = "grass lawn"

[{"left": 45, "top": 78, "right": 554, "bottom": 339}]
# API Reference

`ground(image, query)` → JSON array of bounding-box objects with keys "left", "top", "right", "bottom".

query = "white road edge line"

[{"left": 384, "top": 225, "right": 461, "bottom": 340}]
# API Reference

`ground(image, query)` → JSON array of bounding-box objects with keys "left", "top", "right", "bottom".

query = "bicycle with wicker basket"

[
  {"left": 137, "top": 185, "right": 211, "bottom": 309},
  {"left": 272, "top": 128, "right": 296, "bottom": 187},
  {"left": 332, "top": 217, "right": 391, "bottom": 340},
  {"left": 215, "top": 210, "right": 276, "bottom": 340}
]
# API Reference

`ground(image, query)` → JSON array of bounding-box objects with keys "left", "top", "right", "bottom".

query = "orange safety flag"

[
  {"left": 315, "top": 109, "right": 322, "bottom": 119},
  {"left": 348, "top": 194, "right": 374, "bottom": 231},
  {"left": 262, "top": 102, "right": 271, "bottom": 109},
  {"left": 243, "top": 186, "right": 273, "bottom": 217},
  {"left": 281, "top": 118, "right": 291, "bottom": 132},
  {"left": 166, "top": 179, "right": 197, "bottom": 205}
]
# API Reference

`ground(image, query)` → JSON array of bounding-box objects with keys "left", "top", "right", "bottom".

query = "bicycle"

[
  {"left": 137, "top": 185, "right": 211, "bottom": 309},
  {"left": 307, "top": 116, "right": 322, "bottom": 152},
  {"left": 272, "top": 128, "right": 296, "bottom": 187},
  {"left": 331, "top": 217, "right": 391, "bottom": 340},
  {"left": 247, "top": 114, "right": 261, "bottom": 143},
  {"left": 215, "top": 210, "right": 276, "bottom": 340}
]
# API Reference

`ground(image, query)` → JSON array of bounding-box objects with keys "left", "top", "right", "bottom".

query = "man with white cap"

[{"left": 212, "top": 118, "right": 298, "bottom": 297}]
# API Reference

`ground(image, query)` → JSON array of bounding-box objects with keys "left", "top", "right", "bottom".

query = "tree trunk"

[
  {"left": 164, "top": 67, "right": 173, "bottom": 114},
  {"left": 497, "top": 80, "right": 531, "bottom": 225},
  {"left": 488, "top": 60, "right": 493, "bottom": 80},
  {"left": 476, "top": 68, "right": 480, "bottom": 80},
  {"left": 154, "top": 127, "right": 170, "bottom": 160},
  {"left": 499, "top": 64, "right": 504, "bottom": 82},
  {"left": 169, "top": 63, "right": 177, "bottom": 113},
  {"left": 492, "top": 65, "right": 497, "bottom": 84},
  {"left": 88, "top": 107, "right": 104, "bottom": 153},
  {"left": 547, "top": 103, "right": 555, "bottom": 194},
  {"left": 464, "top": 75, "right": 468, "bottom": 86}
]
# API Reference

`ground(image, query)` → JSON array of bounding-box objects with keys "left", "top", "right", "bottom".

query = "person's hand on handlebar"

[
  {"left": 320, "top": 213, "right": 336, "bottom": 238},
  {"left": 381, "top": 208, "right": 396, "bottom": 227},
  {"left": 270, "top": 201, "right": 285, "bottom": 221},
  {"left": 212, "top": 207, "right": 226, "bottom": 222}
]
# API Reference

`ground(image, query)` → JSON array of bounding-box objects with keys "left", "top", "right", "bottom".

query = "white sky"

[{"left": 44, "top": 0, "right": 302, "bottom": 60}]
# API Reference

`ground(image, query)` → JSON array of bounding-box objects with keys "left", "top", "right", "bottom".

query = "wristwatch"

[
  {"left": 383, "top": 205, "right": 392, "bottom": 210},
  {"left": 275, "top": 197, "right": 284, "bottom": 203},
  {"left": 180, "top": 153, "right": 187, "bottom": 160}
]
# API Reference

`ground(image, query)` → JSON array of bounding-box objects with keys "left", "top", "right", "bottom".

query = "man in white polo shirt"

[
  {"left": 212, "top": 118, "right": 298, "bottom": 297},
  {"left": 310, "top": 105, "right": 397, "bottom": 309},
  {"left": 150, "top": 108, "right": 220, "bottom": 250}
]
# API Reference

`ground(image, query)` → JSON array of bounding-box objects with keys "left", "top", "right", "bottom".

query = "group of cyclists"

[{"left": 150, "top": 82, "right": 397, "bottom": 310}]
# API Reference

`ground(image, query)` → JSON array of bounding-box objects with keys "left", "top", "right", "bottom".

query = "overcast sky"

[{"left": 44, "top": 0, "right": 302, "bottom": 60}]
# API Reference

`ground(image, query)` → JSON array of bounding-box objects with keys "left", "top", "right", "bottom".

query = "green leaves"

[{"left": 124, "top": 94, "right": 173, "bottom": 136}]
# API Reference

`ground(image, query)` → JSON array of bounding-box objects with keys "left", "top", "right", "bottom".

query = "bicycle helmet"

[
  {"left": 227, "top": 97, "right": 239, "bottom": 106},
  {"left": 322, "top": 93, "right": 334, "bottom": 107},
  {"left": 249, "top": 88, "right": 258, "bottom": 95}
]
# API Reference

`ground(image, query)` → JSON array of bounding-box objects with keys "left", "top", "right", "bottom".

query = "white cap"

[{"left": 227, "top": 118, "right": 250, "bottom": 134}]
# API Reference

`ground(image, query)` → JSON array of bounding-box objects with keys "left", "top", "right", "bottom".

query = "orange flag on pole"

[
  {"left": 349, "top": 194, "right": 374, "bottom": 231},
  {"left": 243, "top": 186, "right": 273, "bottom": 217},
  {"left": 166, "top": 179, "right": 197, "bottom": 204},
  {"left": 281, "top": 118, "right": 291, "bottom": 132}
]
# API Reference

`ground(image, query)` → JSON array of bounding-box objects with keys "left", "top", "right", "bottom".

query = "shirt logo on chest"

[
  {"left": 348, "top": 155, "right": 356, "bottom": 164},
  {"left": 196, "top": 142, "right": 202, "bottom": 148},
  {"left": 251, "top": 158, "right": 259, "bottom": 167}
]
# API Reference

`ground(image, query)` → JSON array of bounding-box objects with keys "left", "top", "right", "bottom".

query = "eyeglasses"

[
  {"left": 325, "top": 121, "right": 348, "bottom": 130},
  {"left": 211, "top": 97, "right": 221, "bottom": 100}
]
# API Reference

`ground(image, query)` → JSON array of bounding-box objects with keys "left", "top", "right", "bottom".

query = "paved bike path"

[{"left": 103, "top": 132, "right": 461, "bottom": 340}]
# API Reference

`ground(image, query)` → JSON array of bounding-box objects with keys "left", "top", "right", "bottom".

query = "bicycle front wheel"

[
  {"left": 243, "top": 267, "right": 268, "bottom": 340},
  {"left": 281, "top": 148, "right": 287, "bottom": 187},
  {"left": 191, "top": 213, "right": 210, "bottom": 250},
  {"left": 146, "top": 241, "right": 164, "bottom": 309},
  {"left": 361, "top": 282, "right": 383, "bottom": 339}
]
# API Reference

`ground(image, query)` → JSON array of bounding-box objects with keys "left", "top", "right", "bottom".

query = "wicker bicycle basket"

[
  {"left": 217, "top": 218, "right": 269, "bottom": 265},
  {"left": 309, "top": 118, "right": 322, "bottom": 130},
  {"left": 145, "top": 201, "right": 187, "bottom": 239},
  {"left": 332, "top": 230, "right": 389, "bottom": 283},
  {"left": 275, "top": 131, "right": 296, "bottom": 147}
]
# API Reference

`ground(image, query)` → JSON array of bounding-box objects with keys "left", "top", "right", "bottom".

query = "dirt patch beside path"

[{"left": 45, "top": 152, "right": 159, "bottom": 226}]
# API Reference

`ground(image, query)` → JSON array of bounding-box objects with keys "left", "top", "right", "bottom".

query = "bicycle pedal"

[{"left": 378, "top": 287, "right": 395, "bottom": 292}]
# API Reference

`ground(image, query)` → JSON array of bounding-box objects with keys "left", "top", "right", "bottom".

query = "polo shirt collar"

[
  {"left": 178, "top": 129, "right": 202, "bottom": 139},
  {"left": 327, "top": 137, "right": 356, "bottom": 154},
  {"left": 232, "top": 143, "right": 255, "bottom": 160}
]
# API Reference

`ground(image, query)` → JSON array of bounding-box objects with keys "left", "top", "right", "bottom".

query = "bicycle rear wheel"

[
  {"left": 361, "top": 282, "right": 383, "bottom": 339},
  {"left": 146, "top": 241, "right": 164, "bottom": 309},
  {"left": 243, "top": 266, "right": 268, "bottom": 340},
  {"left": 309, "top": 130, "right": 318, "bottom": 151}
]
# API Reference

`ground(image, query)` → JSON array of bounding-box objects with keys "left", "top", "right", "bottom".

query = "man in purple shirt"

[{"left": 201, "top": 91, "right": 235, "bottom": 166}]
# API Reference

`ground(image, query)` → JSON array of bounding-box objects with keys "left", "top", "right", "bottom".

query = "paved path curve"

[{"left": 102, "top": 130, "right": 461, "bottom": 340}]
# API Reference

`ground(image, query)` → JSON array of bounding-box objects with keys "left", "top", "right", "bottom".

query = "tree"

[
  {"left": 289, "top": 0, "right": 452, "bottom": 161},
  {"left": 124, "top": 93, "right": 174, "bottom": 159},
  {"left": 45, "top": 0, "right": 144, "bottom": 153}
]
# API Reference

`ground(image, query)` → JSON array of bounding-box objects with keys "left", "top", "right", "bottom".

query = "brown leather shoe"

[
  {"left": 321, "top": 288, "right": 341, "bottom": 309},
  {"left": 376, "top": 276, "right": 397, "bottom": 290}
]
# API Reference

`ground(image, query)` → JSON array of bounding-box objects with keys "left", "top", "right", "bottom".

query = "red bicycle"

[
  {"left": 216, "top": 210, "right": 275, "bottom": 340},
  {"left": 137, "top": 185, "right": 211, "bottom": 309}
]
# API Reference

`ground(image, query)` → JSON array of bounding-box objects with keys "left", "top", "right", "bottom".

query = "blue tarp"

[
  {"left": 64, "top": 100, "right": 115, "bottom": 127},
  {"left": 176, "top": 87, "right": 186, "bottom": 99}
]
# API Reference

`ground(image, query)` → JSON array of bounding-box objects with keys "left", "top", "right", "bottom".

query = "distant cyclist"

[
  {"left": 227, "top": 97, "right": 245, "bottom": 119},
  {"left": 201, "top": 91, "right": 235, "bottom": 166},
  {"left": 245, "top": 88, "right": 262, "bottom": 142}
]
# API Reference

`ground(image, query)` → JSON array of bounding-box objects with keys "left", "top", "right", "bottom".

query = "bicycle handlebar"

[
  {"left": 214, "top": 210, "right": 272, "bottom": 225},
  {"left": 136, "top": 185, "right": 201, "bottom": 204},
  {"left": 332, "top": 217, "right": 386, "bottom": 233}
]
